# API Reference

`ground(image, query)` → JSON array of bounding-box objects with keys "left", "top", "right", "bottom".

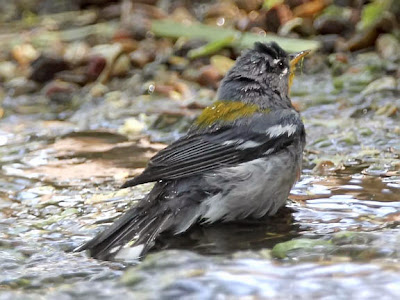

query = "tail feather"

[
  {"left": 112, "top": 214, "right": 171, "bottom": 261},
  {"left": 75, "top": 205, "right": 174, "bottom": 260},
  {"left": 75, "top": 208, "right": 141, "bottom": 260},
  {"left": 74, "top": 206, "right": 139, "bottom": 253},
  {"left": 132, "top": 213, "right": 172, "bottom": 257},
  {"left": 75, "top": 180, "right": 202, "bottom": 260}
]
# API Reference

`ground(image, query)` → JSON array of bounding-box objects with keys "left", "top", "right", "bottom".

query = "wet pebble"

[
  {"left": 313, "top": 4, "right": 353, "bottom": 36},
  {"left": 336, "top": 27, "right": 379, "bottom": 52},
  {"left": 41, "top": 205, "right": 62, "bottom": 216},
  {"left": 12, "top": 43, "right": 39, "bottom": 67},
  {"left": 89, "top": 82, "right": 109, "bottom": 97},
  {"left": 210, "top": 55, "right": 234, "bottom": 76},
  {"left": 235, "top": 0, "right": 263, "bottom": 12},
  {"left": 118, "top": 117, "right": 146, "bottom": 136},
  {"left": 86, "top": 56, "right": 107, "bottom": 82},
  {"left": 30, "top": 55, "right": 69, "bottom": 83},
  {"left": 130, "top": 48, "right": 155, "bottom": 68},
  {"left": 170, "top": 6, "right": 197, "bottom": 24},
  {"left": 361, "top": 76, "right": 397, "bottom": 96},
  {"left": 196, "top": 65, "right": 222, "bottom": 88},
  {"left": 0, "top": 61, "right": 18, "bottom": 82},
  {"left": 376, "top": 34, "right": 400, "bottom": 62},
  {"left": 5, "top": 77, "right": 38, "bottom": 96},
  {"left": 55, "top": 71, "right": 88, "bottom": 85},
  {"left": 90, "top": 43, "right": 125, "bottom": 83},
  {"left": 264, "top": 5, "right": 293, "bottom": 33},
  {"left": 314, "top": 17, "right": 349, "bottom": 35},
  {"left": 167, "top": 55, "right": 188, "bottom": 71},
  {"left": 110, "top": 54, "right": 131, "bottom": 77},
  {"left": 43, "top": 80, "right": 79, "bottom": 103},
  {"left": 63, "top": 41, "right": 91, "bottom": 65}
]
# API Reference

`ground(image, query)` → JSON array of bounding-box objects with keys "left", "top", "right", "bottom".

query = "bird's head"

[{"left": 217, "top": 42, "right": 310, "bottom": 106}]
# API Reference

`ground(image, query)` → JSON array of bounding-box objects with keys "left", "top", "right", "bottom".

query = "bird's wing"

[{"left": 122, "top": 109, "right": 304, "bottom": 188}]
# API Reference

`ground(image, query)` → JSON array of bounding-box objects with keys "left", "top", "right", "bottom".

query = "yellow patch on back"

[{"left": 195, "top": 101, "right": 268, "bottom": 127}]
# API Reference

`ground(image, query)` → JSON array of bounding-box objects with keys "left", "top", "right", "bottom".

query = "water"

[{"left": 1, "top": 65, "right": 400, "bottom": 299}]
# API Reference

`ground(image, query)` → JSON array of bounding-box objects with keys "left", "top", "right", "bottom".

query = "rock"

[
  {"left": 313, "top": 160, "right": 337, "bottom": 174},
  {"left": 361, "top": 76, "right": 397, "bottom": 96},
  {"left": 90, "top": 83, "right": 109, "bottom": 97},
  {"left": 204, "top": 2, "right": 239, "bottom": 20},
  {"left": 293, "top": 0, "right": 327, "bottom": 18},
  {"left": 197, "top": 65, "right": 222, "bottom": 88},
  {"left": 130, "top": 49, "right": 155, "bottom": 68},
  {"left": 336, "top": 27, "right": 379, "bottom": 52},
  {"left": 0, "top": 61, "right": 18, "bottom": 82},
  {"left": 86, "top": 56, "right": 107, "bottom": 82},
  {"left": 118, "top": 117, "right": 146, "bottom": 136},
  {"left": 338, "top": 13, "right": 395, "bottom": 52},
  {"left": 29, "top": 55, "right": 69, "bottom": 83},
  {"left": 111, "top": 54, "right": 131, "bottom": 77},
  {"left": 112, "top": 29, "right": 139, "bottom": 52},
  {"left": 210, "top": 55, "right": 235, "bottom": 76},
  {"left": 90, "top": 43, "right": 123, "bottom": 65},
  {"left": 55, "top": 71, "right": 88, "bottom": 85},
  {"left": 5, "top": 77, "right": 38, "bottom": 96},
  {"left": 313, "top": 5, "right": 353, "bottom": 35},
  {"left": 153, "top": 84, "right": 175, "bottom": 96},
  {"left": 376, "top": 34, "right": 400, "bottom": 62},
  {"left": 234, "top": 0, "right": 263, "bottom": 12},
  {"left": 43, "top": 80, "right": 78, "bottom": 103},
  {"left": 12, "top": 44, "right": 39, "bottom": 67},
  {"left": 90, "top": 43, "right": 130, "bottom": 82},
  {"left": 278, "top": 17, "right": 312, "bottom": 36},
  {"left": 63, "top": 41, "right": 91, "bottom": 65},
  {"left": 264, "top": 5, "right": 293, "bottom": 33},
  {"left": 129, "top": 3, "right": 166, "bottom": 19},
  {"left": 318, "top": 34, "right": 340, "bottom": 53},
  {"left": 375, "top": 103, "right": 398, "bottom": 117},
  {"left": 314, "top": 17, "right": 349, "bottom": 35},
  {"left": 167, "top": 56, "right": 189, "bottom": 72},
  {"left": 170, "top": 7, "right": 197, "bottom": 24}
]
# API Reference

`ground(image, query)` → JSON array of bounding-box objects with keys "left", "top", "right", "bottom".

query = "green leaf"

[
  {"left": 188, "top": 35, "right": 237, "bottom": 59},
  {"left": 263, "top": 0, "right": 284, "bottom": 10},
  {"left": 151, "top": 20, "right": 320, "bottom": 53},
  {"left": 357, "top": 0, "right": 392, "bottom": 31}
]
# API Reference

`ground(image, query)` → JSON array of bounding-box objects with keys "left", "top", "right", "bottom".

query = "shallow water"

[{"left": 1, "top": 62, "right": 400, "bottom": 299}]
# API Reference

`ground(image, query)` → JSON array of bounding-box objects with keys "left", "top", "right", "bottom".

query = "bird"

[{"left": 75, "top": 41, "right": 309, "bottom": 261}]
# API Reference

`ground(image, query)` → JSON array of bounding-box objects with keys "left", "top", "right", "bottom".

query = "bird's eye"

[{"left": 272, "top": 59, "right": 285, "bottom": 70}]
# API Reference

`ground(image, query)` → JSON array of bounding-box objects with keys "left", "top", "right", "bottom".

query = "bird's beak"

[
  {"left": 288, "top": 50, "right": 310, "bottom": 94},
  {"left": 289, "top": 50, "right": 311, "bottom": 69}
]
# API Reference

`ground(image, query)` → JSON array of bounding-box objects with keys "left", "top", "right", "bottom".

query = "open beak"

[{"left": 289, "top": 50, "right": 311, "bottom": 69}]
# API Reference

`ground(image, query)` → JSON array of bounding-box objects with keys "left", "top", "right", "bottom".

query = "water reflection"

[{"left": 155, "top": 207, "right": 298, "bottom": 255}]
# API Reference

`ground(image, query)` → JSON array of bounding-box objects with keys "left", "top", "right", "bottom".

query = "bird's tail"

[{"left": 75, "top": 184, "right": 173, "bottom": 261}]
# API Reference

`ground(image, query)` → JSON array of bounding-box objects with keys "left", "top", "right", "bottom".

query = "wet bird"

[{"left": 76, "top": 42, "right": 309, "bottom": 260}]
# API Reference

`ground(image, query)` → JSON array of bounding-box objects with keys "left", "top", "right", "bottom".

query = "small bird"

[{"left": 76, "top": 42, "right": 309, "bottom": 260}]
